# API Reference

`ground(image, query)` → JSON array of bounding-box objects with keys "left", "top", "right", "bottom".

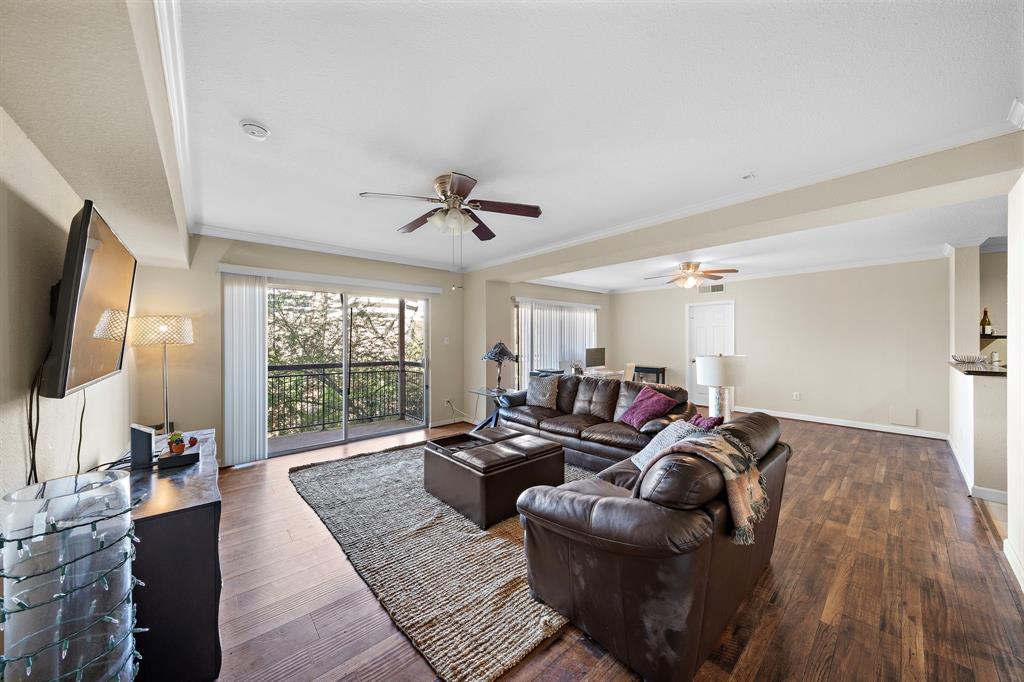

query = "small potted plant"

[{"left": 168, "top": 432, "right": 187, "bottom": 455}]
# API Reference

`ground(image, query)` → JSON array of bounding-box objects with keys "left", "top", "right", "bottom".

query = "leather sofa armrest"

[
  {"left": 639, "top": 409, "right": 691, "bottom": 435},
  {"left": 517, "top": 486, "right": 712, "bottom": 558},
  {"left": 497, "top": 390, "right": 527, "bottom": 408}
]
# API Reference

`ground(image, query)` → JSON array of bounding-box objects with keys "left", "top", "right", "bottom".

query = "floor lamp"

[
  {"left": 131, "top": 315, "right": 194, "bottom": 434},
  {"left": 695, "top": 354, "right": 745, "bottom": 421}
]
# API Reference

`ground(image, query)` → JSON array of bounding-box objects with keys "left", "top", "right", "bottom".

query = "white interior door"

[{"left": 686, "top": 301, "right": 735, "bottom": 405}]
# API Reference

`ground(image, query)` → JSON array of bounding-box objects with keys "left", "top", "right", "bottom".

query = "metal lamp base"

[{"left": 708, "top": 385, "right": 734, "bottom": 422}]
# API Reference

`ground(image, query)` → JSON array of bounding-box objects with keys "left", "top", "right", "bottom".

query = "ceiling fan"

[
  {"left": 644, "top": 262, "right": 739, "bottom": 288},
  {"left": 359, "top": 171, "right": 542, "bottom": 241}
]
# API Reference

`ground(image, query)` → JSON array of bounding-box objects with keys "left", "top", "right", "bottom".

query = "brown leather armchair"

[{"left": 517, "top": 412, "right": 791, "bottom": 681}]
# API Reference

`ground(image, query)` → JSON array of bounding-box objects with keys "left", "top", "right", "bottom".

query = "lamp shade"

[
  {"left": 482, "top": 340, "right": 517, "bottom": 364},
  {"left": 130, "top": 315, "right": 194, "bottom": 346},
  {"left": 93, "top": 309, "right": 129, "bottom": 341},
  {"left": 695, "top": 354, "right": 745, "bottom": 387}
]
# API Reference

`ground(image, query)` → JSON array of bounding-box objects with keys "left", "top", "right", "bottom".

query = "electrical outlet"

[
  {"left": 443, "top": 336, "right": 450, "bottom": 345},
  {"left": 792, "top": 392, "right": 801, "bottom": 401}
]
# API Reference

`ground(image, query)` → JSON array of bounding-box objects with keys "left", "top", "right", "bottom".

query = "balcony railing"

[{"left": 268, "top": 360, "right": 425, "bottom": 436}]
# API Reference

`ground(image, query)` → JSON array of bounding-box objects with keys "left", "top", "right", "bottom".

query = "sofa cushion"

[
  {"left": 618, "top": 386, "right": 677, "bottom": 429},
  {"left": 613, "top": 381, "right": 688, "bottom": 422},
  {"left": 638, "top": 454, "right": 723, "bottom": 510},
  {"left": 572, "top": 376, "right": 620, "bottom": 421},
  {"left": 451, "top": 443, "right": 526, "bottom": 473},
  {"left": 540, "top": 413, "right": 605, "bottom": 437},
  {"left": 526, "top": 375, "right": 559, "bottom": 409},
  {"left": 719, "top": 412, "right": 781, "bottom": 460},
  {"left": 595, "top": 458, "right": 642, "bottom": 490},
  {"left": 499, "top": 405, "right": 561, "bottom": 428},
  {"left": 499, "top": 434, "right": 562, "bottom": 459},
  {"left": 582, "top": 422, "right": 650, "bottom": 451},
  {"left": 556, "top": 375, "right": 581, "bottom": 414}
]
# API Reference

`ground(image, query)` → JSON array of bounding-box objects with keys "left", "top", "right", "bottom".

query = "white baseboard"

[
  {"left": 970, "top": 485, "right": 1008, "bottom": 504},
  {"left": 428, "top": 417, "right": 468, "bottom": 428},
  {"left": 732, "top": 405, "right": 949, "bottom": 440},
  {"left": 1004, "top": 539, "right": 1024, "bottom": 594}
]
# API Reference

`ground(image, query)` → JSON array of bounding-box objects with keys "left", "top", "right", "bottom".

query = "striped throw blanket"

[{"left": 634, "top": 423, "right": 769, "bottom": 545}]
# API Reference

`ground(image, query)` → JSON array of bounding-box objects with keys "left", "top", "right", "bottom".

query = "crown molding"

[
  {"left": 525, "top": 278, "right": 613, "bottom": 294},
  {"left": 191, "top": 223, "right": 452, "bottom": 271},
  {"left": 152, "top": 0, "right": 195, "bottom": 228},
  {"left": 218, "top": 263, "right": 443, "bottom": 295},
  {"left": 470, "top": 123, "right": 1018, "bottom": 273}
]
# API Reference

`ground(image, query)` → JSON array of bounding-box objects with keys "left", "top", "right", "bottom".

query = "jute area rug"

[{"left": 289, "top": 444, "right": 592, "bottom": 682}]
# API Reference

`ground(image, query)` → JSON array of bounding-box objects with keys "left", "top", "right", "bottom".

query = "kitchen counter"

[{"left": 949, "top": 361, "right": 1008, "bottom": 377}]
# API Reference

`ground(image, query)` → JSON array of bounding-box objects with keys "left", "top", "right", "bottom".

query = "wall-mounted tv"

[{"left": 39, "top": 200, "right": 137, "bottom": 399}]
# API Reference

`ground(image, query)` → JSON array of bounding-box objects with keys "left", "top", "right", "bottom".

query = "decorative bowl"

[{"left": 952, "top": 354, "right": 984, "bottom": 364}]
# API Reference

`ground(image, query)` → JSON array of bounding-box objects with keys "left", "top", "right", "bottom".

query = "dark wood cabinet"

[{"left": 131, "top": 430, "right": 221, "bottom": 681}]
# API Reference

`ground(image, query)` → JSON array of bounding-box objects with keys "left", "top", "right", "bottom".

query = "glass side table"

[{"left": 469, "top": 387, "right": 510, "bottom": 431}]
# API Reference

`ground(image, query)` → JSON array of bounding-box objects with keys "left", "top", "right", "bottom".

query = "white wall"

[
  {"left": 610, "top": 258, "right": 950, "bottom": 436},
  {"left": 0, "top": 107, "right": 135, "bottom": 495},
  {"left": 1005, "top": 174, "right": 1024, "bottom": 592}
]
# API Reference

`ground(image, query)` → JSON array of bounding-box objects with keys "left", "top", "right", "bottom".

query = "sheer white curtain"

[
  {"left": 516, "top": 299, "right": 597, "bottom": 388},
  {"left": 223, "top": 273, "right": 268, "bottom": 465}
]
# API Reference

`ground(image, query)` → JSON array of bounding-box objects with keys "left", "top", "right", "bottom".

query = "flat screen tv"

[{"left": 39, "top": 200, "right": 137, "bottom": 399}]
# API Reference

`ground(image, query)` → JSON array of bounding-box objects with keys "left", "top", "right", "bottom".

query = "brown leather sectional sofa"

[
  {"left": 517, "top": 412, "right": 791, "bottom": 681},
  {"left": 496, "top": 375, "right": 697, "bottom": 470}
]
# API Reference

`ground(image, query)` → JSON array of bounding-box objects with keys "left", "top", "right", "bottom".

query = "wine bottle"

[{"left": 980, "top": 308, "right": 992, "bottom": 335}]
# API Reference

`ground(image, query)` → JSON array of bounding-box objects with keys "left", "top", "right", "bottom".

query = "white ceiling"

[
  {"left": 532, "top": 196, "right": 1008, "bottom": 293},
  {"left": 174, "top": 1, "right": 1022, "bottom": 271}
]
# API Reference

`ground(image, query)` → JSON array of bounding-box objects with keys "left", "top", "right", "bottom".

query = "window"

[{"left": 514, "top": 298, "right": 597, "bottom": 388}]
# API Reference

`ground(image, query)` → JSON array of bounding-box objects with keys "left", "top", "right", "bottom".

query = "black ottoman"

[{"left": 424, "top": 432, "right": 564, "bottom": 529}]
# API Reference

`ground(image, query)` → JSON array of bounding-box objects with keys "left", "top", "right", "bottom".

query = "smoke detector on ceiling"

[
  {"left": 1008, "top": 98, "right": 1024, "bottom": 130},
  {"left": 240, "top": 121, "right": 270, "bottom": 141}
]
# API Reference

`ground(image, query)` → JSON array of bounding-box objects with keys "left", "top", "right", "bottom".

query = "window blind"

[{"left": 515, "top": 299, "right": 597, "bottom": 388}]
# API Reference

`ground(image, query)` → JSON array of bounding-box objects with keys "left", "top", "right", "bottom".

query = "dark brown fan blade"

[
  {"left": 360, "top": 192, "right": 443, "bottom": 203},
  {"left": 398, "top": 209, "right": 442, "bottom": 233},
  {"left": 448, "top": 172, "right": 478, "bottom": 199},
  {"left": 702, "top": 268, "right": 738, "bottom": 274},
  {"left": 463, "top": 209, "right": 495, "bottom": 241},
  {"left": 469, "top": 199, "right": 542, "bottom": 218},
  {"left": 702, "top": 273, "right": 724, "bottom": 280}
]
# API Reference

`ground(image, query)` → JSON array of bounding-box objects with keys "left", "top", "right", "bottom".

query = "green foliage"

[{"left": 267, "top": 289, "right": 425, "bottom": 436}]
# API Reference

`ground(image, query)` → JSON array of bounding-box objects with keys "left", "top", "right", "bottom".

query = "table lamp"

[
  {"left": 695, "top": 354, "right": 745, "bottom": 421},
  {"left": 131, "top": 315, "right": 194, "bottom": 434},
  {"left": 482, "top": 341, "right": 517, "bottom": 391}
]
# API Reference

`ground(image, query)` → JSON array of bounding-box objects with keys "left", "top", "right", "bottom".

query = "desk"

[
  {"left": 132, "top": 429, "right": 221, "bottom": 681},
  {"left": 634, "top": 365, "right": 667, "bottom": 384}
]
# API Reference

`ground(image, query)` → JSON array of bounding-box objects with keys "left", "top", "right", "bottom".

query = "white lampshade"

[
  {"left": 93, "top": 309, "right": 129, "bottom": 341},
  {"left": 695, "top": 354, "right": 745, "bottom": 387},
  {"left": 428, "top": 208, "right": 477, "bottom": 235},
  {"left": 130, "top": 315, "right": 194, "bottom": 346}
]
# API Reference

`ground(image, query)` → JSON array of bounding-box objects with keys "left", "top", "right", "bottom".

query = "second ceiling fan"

[
  {"left": 645, "top": 262, "right": 739, "bottom": 288},
  {"left": 359, "top": 171, "right": 542, "bottom": 241}
]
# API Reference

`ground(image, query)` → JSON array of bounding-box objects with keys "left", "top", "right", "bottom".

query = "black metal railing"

[{"left": 268, "top": 360, "right": 425, "bottom": 435}]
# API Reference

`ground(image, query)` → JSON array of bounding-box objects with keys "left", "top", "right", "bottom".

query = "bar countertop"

[{"left": 949, "top": 362, "right": 1008, "bottom": 378}]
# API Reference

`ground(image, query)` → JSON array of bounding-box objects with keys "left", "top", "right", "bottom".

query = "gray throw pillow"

[
  {"left": 630, "top": 419, "right": 705, "bottom": 471},
  {"left": 526, "top": 375, "right": 559, "bottom": 409}
]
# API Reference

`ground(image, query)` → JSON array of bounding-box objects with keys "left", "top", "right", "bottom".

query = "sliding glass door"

[{"left": 266, "top": 285, "right": 428, "bottom": 456}]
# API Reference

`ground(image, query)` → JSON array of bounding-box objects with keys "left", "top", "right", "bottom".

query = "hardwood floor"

[{"left": 215, "top": 418, "right": 1024, "bottom": 681}]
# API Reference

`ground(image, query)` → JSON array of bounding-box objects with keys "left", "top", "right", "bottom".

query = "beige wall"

[
  {"left": 0, "top": 107, "right": 135, "bottom": 495},
  {"left": 1006, "top": 174, "right": 1024, "bottom": 591},
  {"left": 981, "top": 251, "right": 1008, "bottom": 335},
  {"left": 130, "top": 235, "right": 467, "bottom": 455},
  {"left": 464, "top": 280, "right": 612, "bottom": 421},
  {"left": 610, "top": 258, "right": 950, "bottom": 435}
]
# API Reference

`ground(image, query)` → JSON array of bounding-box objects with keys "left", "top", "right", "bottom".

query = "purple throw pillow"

[
  {"left": 689, "top": 413, "right": 724, "bottom": 430},
  {"left": 619, "top": 386, "right": 677, "bottom": 430}
]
